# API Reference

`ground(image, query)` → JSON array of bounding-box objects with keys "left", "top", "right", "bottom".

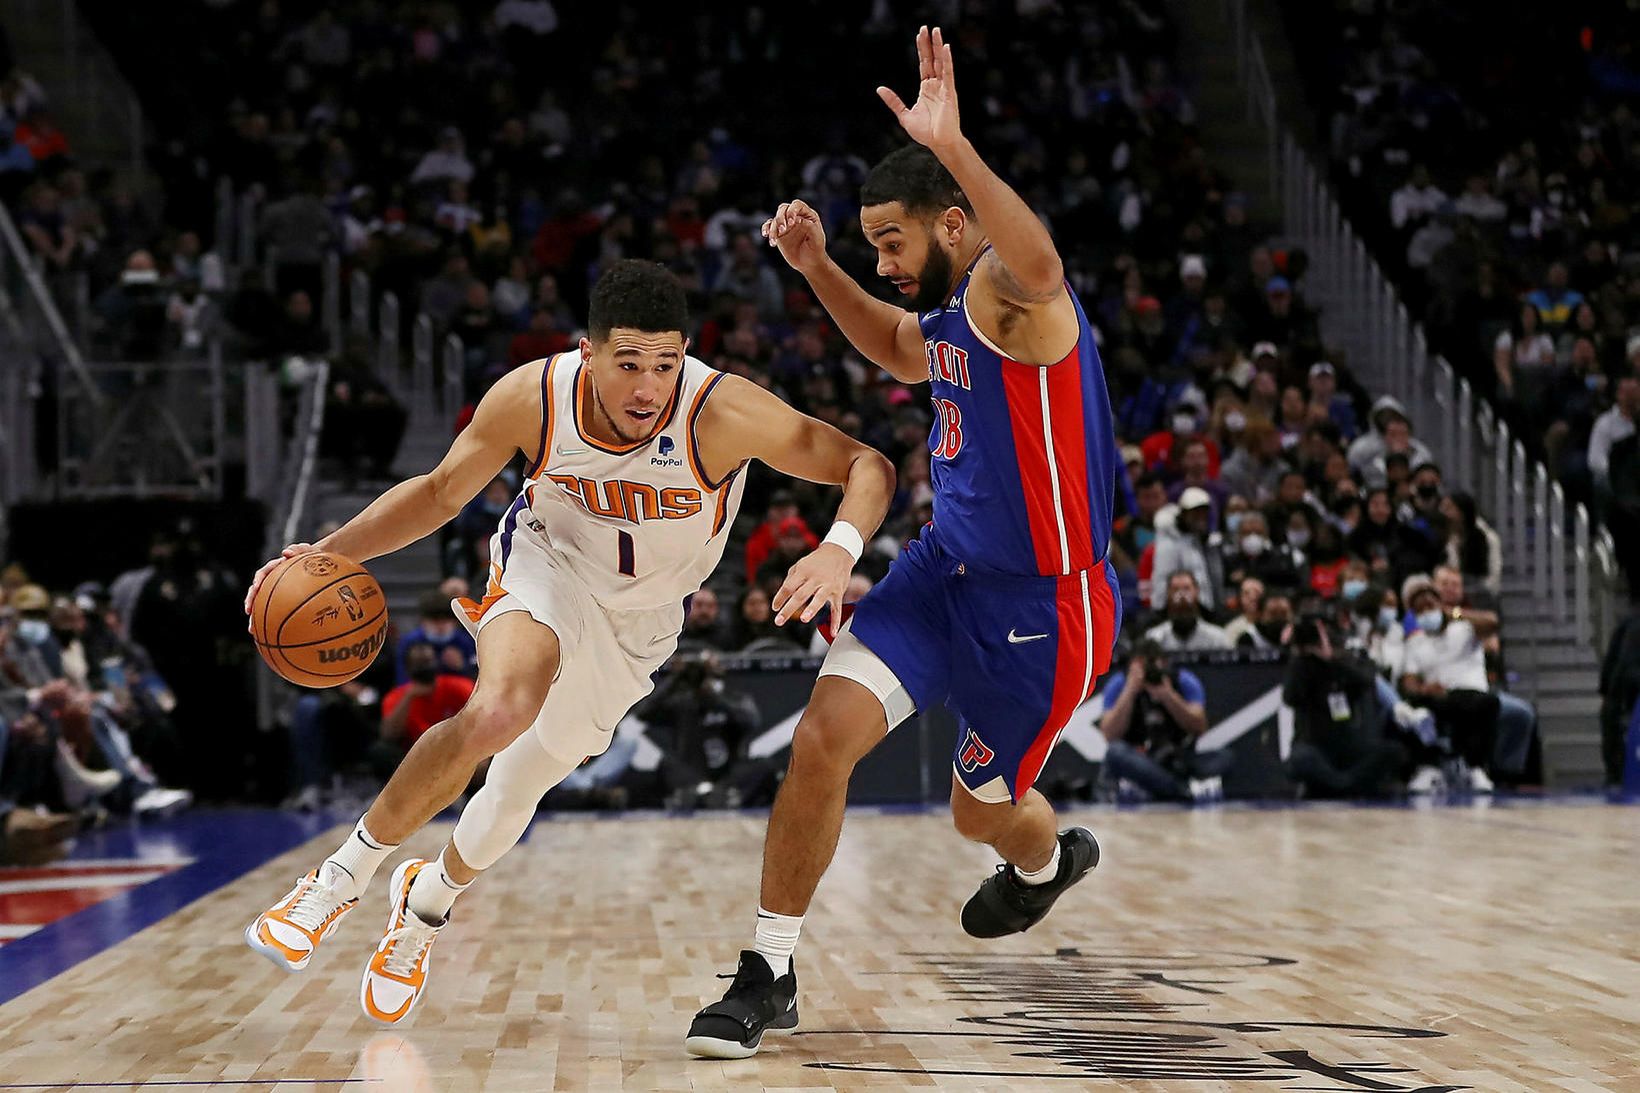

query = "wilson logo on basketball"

[{"left": 317, "top": 626, "right": 387, "bottom": 664}]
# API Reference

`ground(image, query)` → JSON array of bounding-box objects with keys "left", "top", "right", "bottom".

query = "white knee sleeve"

[{"left": 451, "top": 729, "right": 581, "bottom": 871}]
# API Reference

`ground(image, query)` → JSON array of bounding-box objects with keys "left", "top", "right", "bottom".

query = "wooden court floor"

[{"left": 1, "top": 800, "right": 1637, "bottom": 1091}]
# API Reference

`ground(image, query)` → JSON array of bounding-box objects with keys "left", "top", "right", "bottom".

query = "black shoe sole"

[
  {"left": 683, "top": 1007, "right": 799, "bottom": 1059},
  {"left": 961, "top": 828, "right": 1100, "bottom": 939}
]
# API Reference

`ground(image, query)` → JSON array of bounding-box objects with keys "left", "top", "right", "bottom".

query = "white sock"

[
  {"left": 1015, "top": 840, "right": 1062, "bottom": 887},
  {"left": 753, "top": 906, "right": 804, "bottom": 976},
  {"left": 319, "top": 817, "right": 397, "bottom": 900},
  {"left": 406, "top": 849, "right": 470, "bottom": 925}
]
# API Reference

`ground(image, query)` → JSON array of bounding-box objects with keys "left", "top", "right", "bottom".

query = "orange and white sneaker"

[
  {"left": 244, "top": 866, "right": 358, "bottom": 972},
  {"left": 360, "top": 858, "right": 445, "bottom": 1026}
]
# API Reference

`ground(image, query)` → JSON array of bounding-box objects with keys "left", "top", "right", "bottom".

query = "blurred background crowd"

[{"left": 3, "top": 0, "right": 1638, "bottom": 862}]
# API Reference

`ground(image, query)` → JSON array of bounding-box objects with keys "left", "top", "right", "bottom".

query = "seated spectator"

[
  {"left": 1221, "top": 510, "right": 1302, "bottom": 594},
  {"left": 379, "top": 642, "right": 476, "bottom": 777},
  {"left": 1526, "top": 260, "right": 1584, "bottom": 333},
  {"left": 1144, "top": 570, "right": 1232, "bottom": 652},
  {"left": 1493, "top": 303, "right": 1557, "bottom": 402},
  {"left": 283, "top": 679, "right": 380, "bottom": 810},
  {"left": 1140, "top": 397, "right": 1220, "bottom": 479},
  {"left": 1438, "top": 491, "right": 1502, "bottom": 601},
  {"left": 394, "top": 591, "right": 478, "bottom": 683},
  {"left": 1283, "top": 618, "right": 1407, "bottom": 799},
  {"left": 1306, "top": 361, "right": 1359, "bottom": 440},
  {"left": 1399, "top": 575, "right": 1535, "bottom": 791},
  {"left": 1222, "top": 576, "right": 1264, "bottom": 647},
  {"left": 1110, "top": 471, "right": 1167, "bottom": 572},
  {"left": 1590, "top": 375, "right": 1638, "bottom": 498},
  {"left": 1150, "top": 490, "right": 1223, "bottom": 611},
  {"left": 1242, "top": 591, "right": 1292, "bottom": 652},
  {"left": 1165, "top": 438, "right": 1229, "bottom": 524},
  {"left": 1347, "top": 397, "right": 1431, "bottom": 483},
  {"left": 322, "top": 347, "right": 408, "bottom": 482},
  {"left": 677, "top": 588, "right": 729, "bottom": 653},
  {"left": 1219, "top": 417, "right": 1287, "bottom": 504},
  {"left": 743, "top": 490, "right": 817, "bottom": 586},
  {"left": 93, "top": 250, "right": 168, "bottom": 360},
  {"left": 1099, "top": 639, "right": 1231, "bottom": 803},
  {"left": 731, "top": 586, "right": 804, "bottom": 653},
  {"left": 1305, "top": 521, "right": 1350, "bottom": 599},
  {"left": 1351, "top": 583, "right": 1406, "bottom": 680}
]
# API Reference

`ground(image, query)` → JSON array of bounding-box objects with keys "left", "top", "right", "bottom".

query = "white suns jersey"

[{"left": 504, "top": 352, "right": 747, "bottom": 612}]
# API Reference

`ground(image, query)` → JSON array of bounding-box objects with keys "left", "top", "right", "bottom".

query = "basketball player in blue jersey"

[{"left": 688, "top": 27, "right": 1121, "bottom": 1058}]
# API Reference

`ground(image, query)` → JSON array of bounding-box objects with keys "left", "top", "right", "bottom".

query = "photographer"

[
  {"left": 1099, "top": 640, "right": 1232, "bottom": 802},
  {"left": 639, "top": 652, "right": 775, "bottom": 809},
  {"left": 1283, "top": 618, "right": 1408, "bottom": 798}
]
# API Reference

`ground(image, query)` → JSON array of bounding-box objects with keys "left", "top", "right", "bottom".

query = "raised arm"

[
  {"left": 697, "top": 375, "right": 896, "bottom": 627},
  {"left": 879, "top": 26, "right": 1064, "bottom": 301},
  {"left": 244, "top": 361, "right": 541, "bottom": 618},
  {"left": 762, "top": 199, "right": 928, "bottom": 382}
]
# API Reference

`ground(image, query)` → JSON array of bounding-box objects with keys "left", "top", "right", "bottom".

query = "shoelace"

[
  {"left": 284, "top": 877, "right": 347, "bottom": 932},
  {"left": 380, "top": 920, "right": 437, "bottom": 978}
]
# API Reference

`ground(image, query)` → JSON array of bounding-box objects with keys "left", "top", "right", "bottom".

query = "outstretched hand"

[
  {"left": 761, "top": 199, "right": 827, "bottom": 274},
  {"left": 877, "top": 25, "right": 963, "bottom": 151}
]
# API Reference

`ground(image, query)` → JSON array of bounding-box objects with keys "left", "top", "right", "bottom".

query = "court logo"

[{"left": 958, "top": 729, "right": 995, "bottom": 772}]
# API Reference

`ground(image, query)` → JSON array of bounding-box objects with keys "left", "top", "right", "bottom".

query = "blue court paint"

[
  {"left": 0, "top": 1082, "right": 375, "bottom": 1089},
  {"left": 0, "top": 809, "right": 344, "bottom": 1008}
]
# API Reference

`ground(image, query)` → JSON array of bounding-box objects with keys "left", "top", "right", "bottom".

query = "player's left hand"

[
  {"left": 878, "top": 25, "right": 962, "bottom": 151},
  {"left": 773, "top": 544, "right": 854, "bottom": 628}
]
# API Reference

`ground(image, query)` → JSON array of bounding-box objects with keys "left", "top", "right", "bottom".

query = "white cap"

[
  {"left": 1626, "top": 332, "right": 1640, "bottom": 359},
  {"left": 1178, "top": 486, "right": 1212, "bottom": 511},
  {"left": 1252, "top": 340, "right": 1279, "bottom": 359},
  {"left": 1180, "top": 254, "right": 1207, "bottom": 280}
]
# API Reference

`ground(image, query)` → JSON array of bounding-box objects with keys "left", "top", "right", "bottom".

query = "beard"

[
  {"left": 908, "top": 244, "right": 956, "bottom": 312},
  {"left": 592, "top": 377, "right": 658, "bottom": 444}
]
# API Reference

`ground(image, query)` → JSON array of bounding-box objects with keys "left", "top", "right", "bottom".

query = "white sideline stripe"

[
  {"left": 0, "top": 923, "right": 40, "bottom": 939},
  {"left": 1038, "top": 367, "right": 1071, "bottom": 575},
  {"left": 749, "top": 706, "right": 804, "bottom": 759},
  {"left": 1197, "top": 687, "right": 1286, "bottom": 752},
  {"left": 0, "top": 871, "right": 171, "bottom": 895}
]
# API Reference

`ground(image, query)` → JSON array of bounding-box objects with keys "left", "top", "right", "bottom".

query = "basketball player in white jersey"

[{"left": 240, "top": 260, "right": 894, "bottom": 1025}]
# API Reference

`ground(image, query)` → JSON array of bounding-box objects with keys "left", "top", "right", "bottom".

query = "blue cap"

[{"left": 1265, "top": 276, "right": 1292, "bottom": 295}]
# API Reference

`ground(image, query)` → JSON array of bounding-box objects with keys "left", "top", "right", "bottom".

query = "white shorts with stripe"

[{"left": 455, "top": 527, "right": 682, "bottom": 765}]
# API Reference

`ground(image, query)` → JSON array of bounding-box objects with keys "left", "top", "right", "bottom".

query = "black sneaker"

[
  {"left": 960, "top": 827, "right": 1100, "bottom": 939},
  {"left": 684, "top": 950, "right": 799, "bottom": 1059}
]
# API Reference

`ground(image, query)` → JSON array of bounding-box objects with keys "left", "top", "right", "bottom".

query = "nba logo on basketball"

[{"left": 958, "top": 729, "right": 994, "bottom": 772}]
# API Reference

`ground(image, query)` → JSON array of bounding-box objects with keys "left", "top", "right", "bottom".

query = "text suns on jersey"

[
  {"left": 927, "top": 339, "right": 971, "bottom": 461},
  {"left": 542, "top": 473, "right": 704, "bottom": 524}
]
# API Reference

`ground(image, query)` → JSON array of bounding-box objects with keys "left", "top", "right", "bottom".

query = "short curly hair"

[
  {"left": 587, "top": 260, "right": 689, "bottom": 341},
  {"left": 860, "top": 144, "right": 973, "bottom": 218}
]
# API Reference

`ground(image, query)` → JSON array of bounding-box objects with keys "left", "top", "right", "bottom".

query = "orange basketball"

[{"left": 250, "top": 552, "right": 389, "bottom": 688}]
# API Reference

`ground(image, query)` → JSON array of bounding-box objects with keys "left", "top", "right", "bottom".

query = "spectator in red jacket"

[
  {"left": 742, "top": 491, "right": 818, "bottom": 585},
  {"left": 378, "top": 643, "right": 476, "bottom": 775}
]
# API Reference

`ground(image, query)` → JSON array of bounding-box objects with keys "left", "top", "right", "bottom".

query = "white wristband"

[{"left": 822, "top": 521, "right": 865, "bottom": 564}]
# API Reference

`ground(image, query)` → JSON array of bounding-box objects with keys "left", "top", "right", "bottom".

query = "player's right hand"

[
  {"left": 244, "top": 543, "right": 318, "bottom": 627},
  {"left": 761, "top": 200, "right": 826, "bottom": 274}
]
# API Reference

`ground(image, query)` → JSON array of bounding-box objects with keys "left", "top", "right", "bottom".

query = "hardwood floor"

[{"left": 1, "top": 800, "right": 1636, "bottom": 1091}]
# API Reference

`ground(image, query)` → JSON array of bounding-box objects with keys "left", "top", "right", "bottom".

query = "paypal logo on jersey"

[{"left": 651, "top": 434, "right": 683, "bottom": 468}]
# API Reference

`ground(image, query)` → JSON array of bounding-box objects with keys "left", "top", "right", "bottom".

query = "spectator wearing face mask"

[
  {"left": 1221, "top": 510, "right": 1301, "bottom": 594},
  {"left": 1111, "top": 471, "right": 1168, "bottom": 573},
  {"left": 1399, "top": 574, "right": 1536, "bottom": 792},
  {"left": 379, "top": 641, "right": 476, "bottom": 776},
  {"left": 1148, "top": 490, "right": 1225, "bottom": 610},
  {"left": 1144, "top": 570, "right": 1232, "bottom": 652},
  {"left": 1351, "top": 584, "right": 1406, "bottom": 680},
  {"left": 393, "top": 590, "right": 479, "bottom": 684},
  {"left": 1099, "top": 640, "right": 1232, "bottom": 802},
  {"left": 1140, "top": 398, "right": 1220, "bottom": 479}
]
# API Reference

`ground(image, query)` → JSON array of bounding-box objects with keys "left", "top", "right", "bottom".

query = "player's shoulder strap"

[
  {"left": 524, "top": 352, "right": 570, "bottom": 479},
  {"left": 679, "top": 355, "right": 739, "bottom": 491}
]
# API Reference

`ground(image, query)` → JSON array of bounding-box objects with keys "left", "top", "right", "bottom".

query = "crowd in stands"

[
  {"left": 0, "top": 541, "right": 202, "bottom": 864},
  {"left": 0, "top": 1, "right": 1559, "bottom": 819},
  {"left": 1282, "top": 0, "right": 1640, "bottom": 587}
]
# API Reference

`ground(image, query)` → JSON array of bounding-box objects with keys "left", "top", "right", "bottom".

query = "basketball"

[{"left": 249, "top": 552, "right": 388, "bottom": 688}]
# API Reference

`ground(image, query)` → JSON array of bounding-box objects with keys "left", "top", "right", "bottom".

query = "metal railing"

[{"left": 1219, "top": 0, "right": 1622, "bottom": 659}]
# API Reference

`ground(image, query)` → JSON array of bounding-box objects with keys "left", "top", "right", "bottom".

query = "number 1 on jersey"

[{"left": 617, "top": 530, "right": 636, "bottom": 577}]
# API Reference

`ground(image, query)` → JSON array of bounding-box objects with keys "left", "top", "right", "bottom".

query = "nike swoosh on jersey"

[{"left": 1007, "top": 629, "right": 1049, "bottom": 644}]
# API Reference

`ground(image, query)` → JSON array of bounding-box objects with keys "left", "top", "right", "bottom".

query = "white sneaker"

[
  {"left": 133, "top": 787, "right": 193, "bottom": 815},
  {"left": 360, "top": 859, "right": 445, "bottom": 1026},
  {"left": 1468, "top": 767, "right": 1495, "bottom": 794},
  {"left": 281, "top": 785, "right": 322, "bottom": 812},
  {"left": 1392, "top": 701, "right": 1438, "bottom": 745},
  {"left": 1188, "top": 776, "right": 1224, "bottom": 803},
  {"left": 244, "top": 866, "right": 359, "bottom": 972},
  {"left": 1407, "top": 766, "right": 1444, "bottom": 794}
]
